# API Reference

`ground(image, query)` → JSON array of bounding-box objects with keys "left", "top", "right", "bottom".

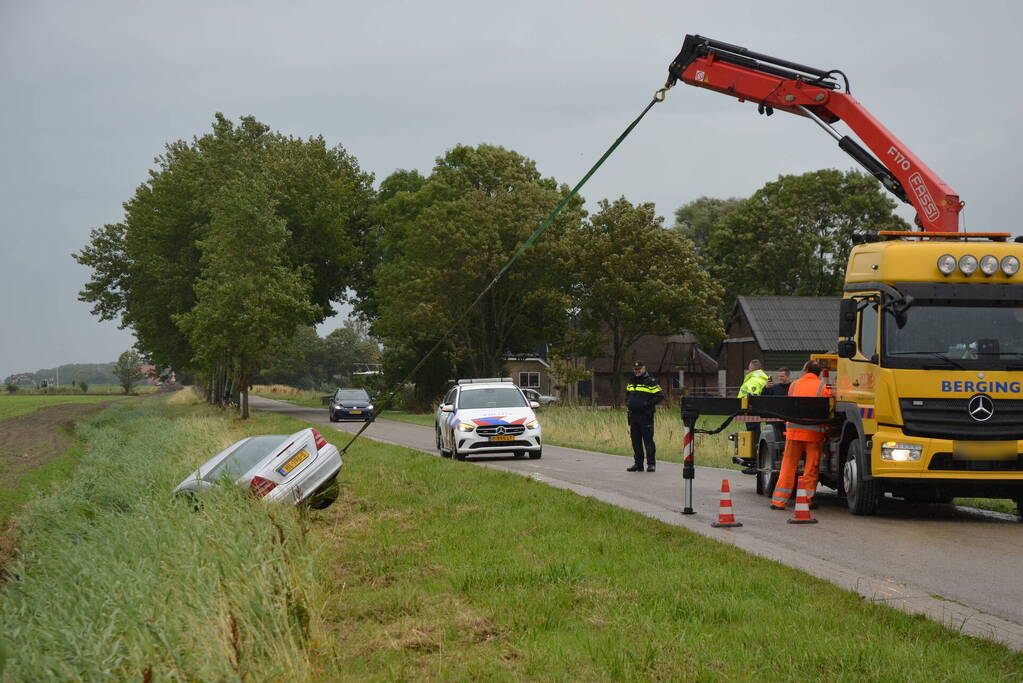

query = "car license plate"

[
  {"left": 277, "top": 448, "right": 310, "bottom": 476},
  {"left": 490, "top": 435, "right": 515, "bottom": 442},
  {"left": 349, "top": 410, "right": 362, "bottom": 415}
]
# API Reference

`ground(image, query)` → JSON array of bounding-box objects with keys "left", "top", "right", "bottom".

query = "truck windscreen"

[{"left": 884, "top": 301, "right": 1023, "bottom": 370}]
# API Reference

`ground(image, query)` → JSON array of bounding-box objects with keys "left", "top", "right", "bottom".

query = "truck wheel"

[
  {"left": 756, "top": 443, "right": 777, "bottom": 497},
  {"left": 843, "top": 439, "right": 880, "bottom": 515}
]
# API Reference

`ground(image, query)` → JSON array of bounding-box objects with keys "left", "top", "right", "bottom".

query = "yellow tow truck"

[{"left": 669, "top": 36, "right": 1023, "bottom": 515}]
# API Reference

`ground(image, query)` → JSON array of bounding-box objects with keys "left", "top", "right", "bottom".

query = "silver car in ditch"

[{"left": 173, "top": 428, "right": 342, "bottom": 509}]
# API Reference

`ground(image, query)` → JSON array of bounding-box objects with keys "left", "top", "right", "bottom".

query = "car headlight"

[
  {"left": 958, "top": 254, "right": 978, "bottom": 275},
  {"left": 881, "top": 441, "right": 922, "bottom": 462},
  {"left": 525, "top": 418, "right": 539, "bottom": 429},
  {"left": 457, "top": 422, "right": 476, "bottom": 432},
  {"left": 366, "top": 404, "right": 374, "bottom": 411}
]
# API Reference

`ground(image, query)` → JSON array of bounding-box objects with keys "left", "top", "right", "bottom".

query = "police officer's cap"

[{"left": 632, "top": 360, "right": 645, "bottom": 369}]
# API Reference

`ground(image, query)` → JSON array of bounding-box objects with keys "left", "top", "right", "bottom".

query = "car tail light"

[
  {"left": 250, "top": 476, "right": 277, "bottom": 498},
  {"left": 311, "top": 429, "right": 327, "bottom": 451}
]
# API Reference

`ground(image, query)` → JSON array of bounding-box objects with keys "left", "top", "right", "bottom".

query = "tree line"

[{"left": 75, "top": 114, "right": 907, "bottom": 413}]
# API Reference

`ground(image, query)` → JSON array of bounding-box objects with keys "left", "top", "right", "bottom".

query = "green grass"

[
  {"left": 381, "top": 411, "right": 434, "bottom": 427},
  {"left": 314, "top": 425, "right": 1023, "bottom": 678},
  {"left": 0, "top": 394, "right": 129, "bottom": 421},
  {"left": 0, "top": 435, "right": 85, "bottom": 528},
  {"left": 3, "top": 396, "right": 1022, "bottom": 678},
  {"left": 391, "top": 406, "right": 742, "bottom": 468}
]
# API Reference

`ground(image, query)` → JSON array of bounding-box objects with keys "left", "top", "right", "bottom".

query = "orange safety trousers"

[{"left": 771, "top": 439, "right": 821, "bottom": 508}]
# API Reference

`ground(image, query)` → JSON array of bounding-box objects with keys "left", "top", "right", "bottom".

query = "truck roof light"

[
  {"left": 958, "top": 254, "right": 978, "bottom": 275},
  {"left": 936, "top": 254, "right": 956, "bottom": 275},
  {"left": 1001, "top": 255, "right": 1020, "bottom": 276},
  {"left": 980, "top": 255, "right": 999, "bottom": 276}
]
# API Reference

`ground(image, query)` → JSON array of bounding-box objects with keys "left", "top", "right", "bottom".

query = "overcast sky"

[{"left": 2, "top": 1, "right": 1021, "bottom": 375}]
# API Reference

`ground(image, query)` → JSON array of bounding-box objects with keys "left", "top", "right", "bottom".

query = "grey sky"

[{"left": 2, "top": 1, "right": 1020, "bottom": 375}]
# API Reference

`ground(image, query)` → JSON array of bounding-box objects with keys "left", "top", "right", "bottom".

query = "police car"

[{"left": 435, "top": 378, "right": 542, "bottom": 461}]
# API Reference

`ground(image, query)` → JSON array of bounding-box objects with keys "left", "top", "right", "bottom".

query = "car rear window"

[
  {"left": 458, "top": 387, "right": 527, "bottom": 409},
  {"left": 336, "top": 389, "right": 369, "bottom": 401},
  {"left": 204, "top": 435, "right": 287, "bottom": 481}
]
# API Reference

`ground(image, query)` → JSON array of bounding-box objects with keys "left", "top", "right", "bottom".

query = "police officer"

[{"left": 625, "top": 361, "right": 665, "bottom": 472}]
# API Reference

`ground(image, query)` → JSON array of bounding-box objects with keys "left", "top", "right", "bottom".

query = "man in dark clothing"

[
  {"left": 761, "top": 367, "right": 792, "bottom": 397},
  {"left": 625, "top": 361, "right": 665, "bottom": 472}
]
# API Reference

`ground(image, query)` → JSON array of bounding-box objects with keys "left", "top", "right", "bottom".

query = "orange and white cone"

[
  {"left": 711, "top": 479, "right": 742, "bottom": 528},
  {"left": 788, "top": 476, "right": 818, "bottom": 525}
]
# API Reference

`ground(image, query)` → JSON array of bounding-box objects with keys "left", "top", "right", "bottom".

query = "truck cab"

[{"left": 827, "top": 234, "right": 1023, "bottom": 513}]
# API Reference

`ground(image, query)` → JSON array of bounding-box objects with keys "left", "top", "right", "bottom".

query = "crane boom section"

[{"left": 667, "top": 35, "right": 962, "bottom": 233}]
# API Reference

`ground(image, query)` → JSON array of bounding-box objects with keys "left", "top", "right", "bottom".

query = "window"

[
  {"left": 859, "top": 303, "right": 878, "bottom": 361},
  {"left": 519, "top": 372, "right": 540, "bottom": 388},
  {"left": 458, "top": 387, "right": 527, "bottom": 409}
]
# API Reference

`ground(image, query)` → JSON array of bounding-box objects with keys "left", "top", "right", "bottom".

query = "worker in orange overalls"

[{"left": 770, "top": 359, "right": 832, "bottom": 510}]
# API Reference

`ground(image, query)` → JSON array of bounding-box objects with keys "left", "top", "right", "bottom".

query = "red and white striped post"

[{"left": 682, "top": 424, "right": 695, "bottom": 515}]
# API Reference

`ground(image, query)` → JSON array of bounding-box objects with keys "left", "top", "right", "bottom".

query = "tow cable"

[{"left": 339, "top": 84, "right": 673, "bottom": 456}]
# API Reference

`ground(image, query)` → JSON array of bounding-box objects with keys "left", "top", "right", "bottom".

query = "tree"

[
  {"left": 365, "top": 144, "right": 585, "bottom": 404},
  {"left": 701, "top": 169, "right": 910, "bottom": 314},
  {"left": 568, "top": 198, "right": 724, "bottom": 403},
  {"left": 174, "top": 177, "right": 318, "bottom": 418},
  {"left": 75, "top": 114, "right": 374, "bottom": 384},
  {"left": 113, "top": 350, "right": 144, "bottom": 394},
  {"left": 673, "top": 196, "right": 743, "bottom": 257}
]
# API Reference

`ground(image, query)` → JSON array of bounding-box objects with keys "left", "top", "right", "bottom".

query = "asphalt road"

[{"left": 251, "top": 396, "right": 1023, "bottom": 650}]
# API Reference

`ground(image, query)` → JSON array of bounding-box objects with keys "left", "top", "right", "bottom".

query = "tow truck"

[{"left": 669, "top": 36, "right": 1023, "bottom": 516}]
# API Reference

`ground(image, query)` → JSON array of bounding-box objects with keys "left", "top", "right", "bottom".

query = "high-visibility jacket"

[
  {"left": 625, "top": 372, "right": 665, "bottom": 416},
  {"left": 785, "top": 372, "right": 832, "bottom": 442},
  {"left": 737, "top": 369, "right": 769, "bottom": 398}
]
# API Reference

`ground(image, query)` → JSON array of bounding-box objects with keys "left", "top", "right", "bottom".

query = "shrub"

[
  {"left": 78, "top": 380, "right": 89, "bottom": 393},
  {"left": 6, "top": 383, "right": 17, "bottom": 394}
]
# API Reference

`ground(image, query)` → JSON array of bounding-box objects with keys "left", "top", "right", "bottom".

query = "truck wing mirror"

[
  {"left": 838, "top": 298, "right": 858, "bottom": 338},
  {"left": 837, "top": 339, "right": 857, "bottom": 359}
]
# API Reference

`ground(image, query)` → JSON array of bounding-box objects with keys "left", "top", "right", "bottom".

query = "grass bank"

[
  {"left": 0, "top": 393, "right": 334, "bottom": 680},
  {"left": 3, "top": 394, "right": 1022, "bottom": 679}
]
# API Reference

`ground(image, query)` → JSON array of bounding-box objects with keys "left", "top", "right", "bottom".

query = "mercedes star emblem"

[
  {"left": 967, "top": 394, "right": 994, "bottom": 423},
  {"left": 496, "top": 426, "right": 506, "bottom": 435}
]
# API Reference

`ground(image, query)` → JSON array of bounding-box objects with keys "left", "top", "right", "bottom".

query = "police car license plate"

[
  {"left": 277, "top": 449, "right": 310, "bottom": 475},
  {"left": 490, "top": 435, "right": 515, "bottom": 442}
]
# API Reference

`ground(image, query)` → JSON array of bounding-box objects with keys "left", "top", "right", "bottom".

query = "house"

[
  {"left": 718, "top": 296, "right": 841, "bottom": 390},
  {"left": 582, "top": 332, "right": 719, "bottom": 405},
  {"left": 504, "top": 345, "right": 554, "bottom": 394}
]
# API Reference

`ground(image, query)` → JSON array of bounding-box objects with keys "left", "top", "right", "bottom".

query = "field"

[
  {"left": 2, "top": 394, "right": 1022, "bottom": 679},
  {"left": 0, "top": 394, "right": 129, "bottom": 421}
]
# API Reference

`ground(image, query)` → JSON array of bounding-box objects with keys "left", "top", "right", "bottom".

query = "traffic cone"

[
  {"left": 711, "top": 479, "right": 743, "bottom": 528},
  {"left": 788, "top": 476, "right": 818, "bottom": 524}
]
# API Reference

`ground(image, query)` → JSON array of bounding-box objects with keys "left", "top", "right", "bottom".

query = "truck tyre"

[
  {"left": 843, "top": 439, "right": 880, "bottom": 515},
  {"left": 756, "top": 443, "right": 777, "bottom": 497}
]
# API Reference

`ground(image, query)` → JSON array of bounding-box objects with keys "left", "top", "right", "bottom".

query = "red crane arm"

[{"left": 666, "top": 35, "right": 962, "bottom": 233}]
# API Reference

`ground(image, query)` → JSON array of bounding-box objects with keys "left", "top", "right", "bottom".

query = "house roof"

[{"left": 736, "top": 296, "right": 841, "bottom": 352}]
